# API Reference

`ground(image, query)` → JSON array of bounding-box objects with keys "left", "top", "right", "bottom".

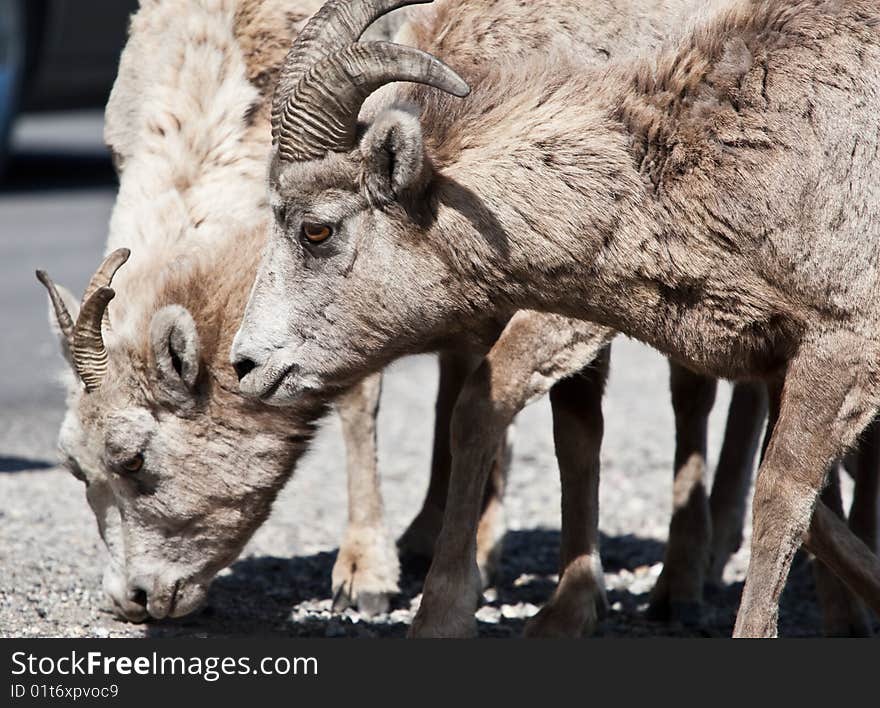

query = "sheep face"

[
  {"left": 232, "top": 120, "right": 475, "bottom": 404},
  {"left": 46, "top": 281, "right": 309, "bottom": 622}
]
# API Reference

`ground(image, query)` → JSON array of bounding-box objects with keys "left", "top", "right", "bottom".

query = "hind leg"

[
  {"left": 734, "top": 333, "right": 879, "bottom": 637},
  {"left": 525, "top": 346, "right": 611, "bottom": 637},
  {"left": 706, "top": 382, "right": 767, "bottom": 586},
  {"left": 811, "top": 465, "right": 873, "bottom": 636}
]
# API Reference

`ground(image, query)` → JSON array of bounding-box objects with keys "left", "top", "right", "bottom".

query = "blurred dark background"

[{"left": 0, "top": 0, "right": 138, "bottom": 174}]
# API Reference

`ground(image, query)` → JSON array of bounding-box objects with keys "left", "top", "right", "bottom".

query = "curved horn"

[
  {"left": 36, "top": 249, "right": 130, "bottom": 392},
  {"left": 82, "top": 248, "right": 130, "bottom": 305},
  {"left": 272, "top": 0, "right": 432, "bottom": 141},
  {"left": 35, "top": 269, "right": 75, "bottom": 347},
  {"left": 276, "top": 41, "right": 469, "bottom": 162},
  {"left": 82, "top": 247, "right": 129, "bottom": 334},
  {"left": 73, "top": 286, "right": 115, "bottom": 392}
]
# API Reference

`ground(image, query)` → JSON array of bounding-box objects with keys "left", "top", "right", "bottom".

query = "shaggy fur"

[{"left": 235, "top": 0, "right": 880, "bottom": 637}]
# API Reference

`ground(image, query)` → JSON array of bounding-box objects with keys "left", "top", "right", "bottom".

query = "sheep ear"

[
  {"left": 150, "top": 305, "right": 200, "bottom": 401},
  {"left": 360, "top": 106, "right": 428, "bottom": 204}
]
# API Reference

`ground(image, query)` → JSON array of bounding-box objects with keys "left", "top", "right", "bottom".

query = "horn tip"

[
  {"left": 35, "top": 269, "right": 51, "bottom": 287},
  {"left": 452, "top": 80, "right": 470, "bottom": 98}
]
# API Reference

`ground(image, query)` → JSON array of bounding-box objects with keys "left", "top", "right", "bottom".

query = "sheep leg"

[
  {"left": 764, "top": 385, "right": 875, "bottom": 635},
  {"left": 809, "top": 414, "right": 878, "bottom": 636},
  {"left": 811, "top": 465, "right": 873, "bottom": 636},
  {"left": 398, "top": 350, "right": 509, "bottom": 584},
  {"left": 410, "top": 312, "right": 612, "bottom": 637},
  {"left": 647, "top": 363, "right": 716, "bottom": 626},
  {"left": 848, "top": 414, "right": 879, "bottom": 553},
  {"left": 804, "top": 500, "right": 880, "bottom": 620},
  {"left": 734, "top": 334, "right": 879, "bottom": 637},
  {"left": 398, "top": 350, "right": 479, "bottom": 569},
  {"left": 474, "top": 429, "right": 510, "bottom": 588},
  {"left": 332, "top": 372, "right": 399, "bottom": 616},
  {"left": 706, "top": 382, "right": 767, "bottom": 586},
  {"left": 525, "top": 345, "right": 611, "bottom": 637}
]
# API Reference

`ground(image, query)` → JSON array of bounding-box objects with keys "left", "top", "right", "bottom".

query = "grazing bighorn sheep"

[{"left": 233, "top": 0, "right": 880, "bottom": 637}]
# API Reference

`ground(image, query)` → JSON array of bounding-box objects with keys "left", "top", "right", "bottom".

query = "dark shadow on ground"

[
  {"left": 143, "top": 528, "right": 875, "bottom": 639},
  {"left": 0, "top": 455, "right": 54, "bottom": 472},
  {"left": 0, "top": 150, "right": 116, "bottom": 194}
]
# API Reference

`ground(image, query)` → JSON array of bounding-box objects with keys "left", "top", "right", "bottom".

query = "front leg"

[
  {"left": 734, "top": 334, "right": 879, "bottom": 637},
  {"left": 398, "top": 350, "right": 508, "bottom": 585},
  {"left": 804, "top": 500, "right": 880, "bottom": 620},
  {"left": 398, "top": 351, "right": 477, "bottom": 566},
  {"left": 332, "top": 373, "right": 399, "bottom": 616},
  {"left": 410, "top": 311, "right": 613, "bottom": 637},
  {"left": 408, "top": 364, "right": 499, "bottom": 637}
]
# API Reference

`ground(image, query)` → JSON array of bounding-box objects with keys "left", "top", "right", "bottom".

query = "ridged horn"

[
  {"left": 35, "top": 269, "right": 75, "bottom": 347},
  {"left": 276, "top": 41, "right": 469, "bottom": 162},
  {"left": 73, "top": 287, "right": 116, "bottom": 392},
  {"left": 35, "top": 248, "right": 130, "bottom": 392},
  {"left": 272, "top": 0, "right": 431, "bottom": 141},
  {"left": 82, "top": 248, "right": 130, "bottom": 316}
]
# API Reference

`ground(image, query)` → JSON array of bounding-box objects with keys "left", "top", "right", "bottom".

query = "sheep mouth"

[{"left": 256, "top": 363, "right": 297, "bottom": 402}]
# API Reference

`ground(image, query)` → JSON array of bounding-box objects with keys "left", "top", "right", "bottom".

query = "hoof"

[
  {"left": 646, "top": 595, "right": 704, "bottom": 627},
  {"left": 408, "top": 615, "right": 478, "bottom": 638},
  {"left": 332, "top": 585, "right": 391, "bottom": 617},
  {"left": 524, "top": 603, "right": 598, "bottom": 638},
  {"left": 331, "top": 526, "right": 399, "bottom": 617}
]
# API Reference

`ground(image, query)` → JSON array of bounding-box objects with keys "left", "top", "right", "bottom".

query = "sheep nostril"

[
  {"left": 233, "top": 357, "right": 257, "bottom": 381},
  {"left": 129, "top": 588, "right": 148, "bottom": 609}
]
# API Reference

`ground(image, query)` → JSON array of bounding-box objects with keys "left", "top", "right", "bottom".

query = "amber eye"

[
  {"left": 119, "top": 454, "right": 144, "bottom": 474},
  {"left": 301, "top": 222, "right": 332, "bottom": 243}
]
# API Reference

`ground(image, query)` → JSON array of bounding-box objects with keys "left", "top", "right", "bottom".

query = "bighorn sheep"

[{"left": 233, "top": 0, "right": 880, "bottom": 637}]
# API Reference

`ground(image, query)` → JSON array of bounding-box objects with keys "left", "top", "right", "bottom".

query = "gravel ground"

[{"left": 1, "top": 113, "right": 875, "bottom": 639}]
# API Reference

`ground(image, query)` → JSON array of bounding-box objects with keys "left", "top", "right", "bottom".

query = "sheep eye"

[
  {"left": 119, "top": 453, "right": 144, "bottom": 474},
  {"left": 301, "top": 222, "right": 332, "bottom": 244}
]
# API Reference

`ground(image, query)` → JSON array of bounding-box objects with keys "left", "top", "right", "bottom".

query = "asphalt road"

[{"left": 0, "top": 113, "right": 853, "bottom": 638}]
